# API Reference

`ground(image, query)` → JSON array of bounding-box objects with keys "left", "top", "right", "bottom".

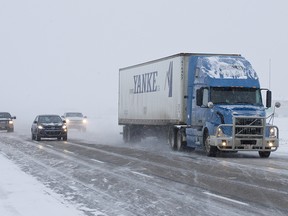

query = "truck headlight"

[
  {"left": 216, "top": 127, "right": 224, "bottom": 137},
  {"left": 82, "top": 119, "right": 87, "bottom": 124},
  {"left": 62, "top": 125, "right": 67, "bottom": 129},
  {"left": 269, "top": 127, "right": 277, "bottom": 138},
  {"left": 38, "top": 125, "right": 43, "bottom": 129},
  {"left": 9, "top": 120, "right": 13, "bottom": 125}
]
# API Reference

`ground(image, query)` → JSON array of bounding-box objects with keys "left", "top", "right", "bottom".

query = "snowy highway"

[{"left": 0, "top": 117, "right": 287, "bottom": 216}]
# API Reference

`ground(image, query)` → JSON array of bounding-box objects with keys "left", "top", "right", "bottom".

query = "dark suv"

[
  {"left": 31, "top": 114, "right": 67, "bottom": 141},
  {"left": 0, "top": 112, "right": 16, "bottom": 132}
]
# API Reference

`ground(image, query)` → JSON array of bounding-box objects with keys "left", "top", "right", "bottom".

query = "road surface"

[{"left": 0, "top": 127, "right": 287, "bottom": 216}]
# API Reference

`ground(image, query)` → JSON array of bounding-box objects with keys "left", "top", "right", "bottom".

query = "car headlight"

[
  {"left": 216, "top": 127, "right": 224, "bottom": 137},
  {"left": 66, "top": 119, "right": 70, "bottom": 123},
  {"left": 82, "top": 119, "right": 87, "bottom": 124},
  {"left": 38, "top": 125, "right": 43, "bottom": 129},
  {"left": 62, "top": 125, "right": 67, "bottom": 129},
  {"left": 9, "top": 120, "right": 13, "bottom": 125}
]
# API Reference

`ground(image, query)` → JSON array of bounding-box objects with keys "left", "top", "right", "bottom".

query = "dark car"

[
  {"left": 0, "top": 112, "right": 16, "bottom": 132},
  {"left": 31, "top": 114, "right": 67, "bottom": 141},
  {"left": 62, "top": 112, "right": 87, "bottom": 132}
]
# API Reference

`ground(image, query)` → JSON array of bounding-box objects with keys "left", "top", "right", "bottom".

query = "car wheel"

[{"left": 36, "top": 134, "right": 41, "bottom": 141}]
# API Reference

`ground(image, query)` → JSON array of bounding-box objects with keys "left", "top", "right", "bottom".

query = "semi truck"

[{"left": 118, "top": 53, "right": 280, "bottom": 157}]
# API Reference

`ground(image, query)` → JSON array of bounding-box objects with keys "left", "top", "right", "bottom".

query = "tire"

[
  {"left": 36, "top": 134, "right": 41, "bottom": 141},
  {"left": 124, "top": 126, "right": 141, "bottom": 143},
  {"left": 57, "top": 137, "right": 61, "bottom": 141},
  {"left": 32, "top": 133, "right": 35, "bottom": 140},
  {"left": 7, "top": 128, "right": 14, "bottom": 132},
  {"left": 168, "top": 127, "right": 177, "bottom": 150},
  {"left": 63, "top": 136, "right": 67, "bottom": 141},
  {"left": 123, "top": 126, "right": 130, "bottom": 143},
  {"left": 176, "top": 130, "right": 183, "bottom": 151},
  {"left": 203, "top": 130, "right": 217, "bottom": 157},
  {"left": 259, "top": 151, "right": 270, "bottom": 158}
]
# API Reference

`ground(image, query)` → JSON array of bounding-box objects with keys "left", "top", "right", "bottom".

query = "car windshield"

[
  {"left": 66, "top": 113, "right": 83, "bottom": 117},
  {"left": 0, "top": 112, "right": 12, "bottom": 118},
  {"left": 210, "top": 87, "right": 263, "bottom": 106},
  {"left": 38, "top": 116, "right": 62, "bottom": 123}
]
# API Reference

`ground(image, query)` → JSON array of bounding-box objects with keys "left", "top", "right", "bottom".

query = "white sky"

[{"left": 0, "top": 0, "right": 287, "bottom": 122}]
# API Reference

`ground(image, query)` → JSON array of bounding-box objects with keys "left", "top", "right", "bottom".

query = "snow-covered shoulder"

[{"left": 0, "top": 153, "right": 85, "bottom": 216}]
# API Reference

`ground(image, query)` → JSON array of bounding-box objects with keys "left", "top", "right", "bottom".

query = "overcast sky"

[{"left": 0, "top": 0, "right": 287, "bottom": 122}]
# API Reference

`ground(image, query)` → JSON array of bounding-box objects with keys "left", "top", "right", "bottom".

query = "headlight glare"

[
  {"left": 269, "top": 127, "right": 276, "bottom": 138},
  {"left": 216, "top": 127, "right": 224, "bottom": 137}
]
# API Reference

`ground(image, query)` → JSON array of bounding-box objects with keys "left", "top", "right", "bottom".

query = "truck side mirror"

[
  {"left": 275, "top": 101, "right": 281, "bottom": 108},
  {"left": 266, "top": 90, "right": 272, "bottom": 108}
]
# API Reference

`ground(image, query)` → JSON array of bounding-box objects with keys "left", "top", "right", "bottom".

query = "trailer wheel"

[
  {"left": 123, "top": 126, "right": 130, "bottom": 143},
  {"left": 168, "top": 127, "right": 177, "bottom": 150},
  {"left": 176, "top": 130, "right": 183, "bottom": 151},
  {"left": 258, "top": 151, "right": 270, "bottom": 158},
  {"left": 204, "top": 130, "right": 217, "bottom": 157}
]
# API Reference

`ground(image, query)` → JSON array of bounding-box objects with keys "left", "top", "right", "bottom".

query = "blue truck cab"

[{"left": 184, "top": 54, "right": 279, "bottom": 157}]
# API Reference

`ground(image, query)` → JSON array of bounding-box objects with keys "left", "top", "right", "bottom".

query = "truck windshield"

[{"left": 210, "top": 87, "right": 263, "bottom": 105}]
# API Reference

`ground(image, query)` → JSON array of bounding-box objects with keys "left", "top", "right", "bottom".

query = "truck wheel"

[
  {"left": 168, "top": 127, "right": 177, "bottom": 150},
  {"left": 31, "top": 133, "right": 35, "bottom": 140},
  {"left": 259, "top": 151, "right": 270, "bottom": 158},
  {"left": 63, "top": 136, "right": 67, "bottom": 141},
  {"left": 204, "top": 130, "right": 217, "bottom": 157}
]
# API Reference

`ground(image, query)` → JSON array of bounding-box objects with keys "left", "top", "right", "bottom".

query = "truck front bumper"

[{"left": 209, "top": 136, "right": 279, "bottom": 152}]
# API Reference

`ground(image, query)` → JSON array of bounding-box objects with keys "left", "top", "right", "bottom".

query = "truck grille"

[{"left": 234, "top": 117, "right": 264, "bottom": 139}]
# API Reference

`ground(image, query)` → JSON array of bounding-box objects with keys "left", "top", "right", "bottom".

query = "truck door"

[{"left": 191, "top": 87, "right": 210, "bottom": 127}]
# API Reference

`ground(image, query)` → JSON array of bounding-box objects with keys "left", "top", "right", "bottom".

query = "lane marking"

[
  {"left": 90, "top": 158, "right": 105, "bottom": 164},
  {"left": 63, "top": 149, "right": 75, "bottom": 155},
  {"left": 46, "top": 145, "right": 54, "bottom": 148},
  {"left": 0, "top": 152, "right": 8, "bottom": 157},
  {"left": 203, "top": 191, "right": 249, "bottom": 206},
  {"left": 130, "top": 171, "right": 154, "bottom": 179}
]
